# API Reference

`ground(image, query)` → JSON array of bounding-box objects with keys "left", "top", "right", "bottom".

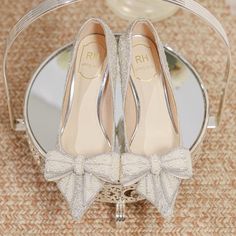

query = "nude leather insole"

[
  {"left": 61, "top": 34, "right": 113, "bottom": 156},
  {"left": 126, "top": 35, "right": 179, "bottom": 156}
]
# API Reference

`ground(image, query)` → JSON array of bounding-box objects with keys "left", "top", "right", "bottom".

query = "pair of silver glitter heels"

[{"left": 44, "top": 18, "right": 192, "bottom": 220}]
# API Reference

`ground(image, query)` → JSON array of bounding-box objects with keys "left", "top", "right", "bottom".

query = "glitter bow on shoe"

[
  {"left": 44, "top": 150, "right": 120, "bottom": 219},
  {"left": 121, "top": 148, "right": 192, "bottom": 218}
]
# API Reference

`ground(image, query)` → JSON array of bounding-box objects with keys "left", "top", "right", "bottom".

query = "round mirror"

[{"left": 25, "top": 43, "right": 208, "bottom": 156}]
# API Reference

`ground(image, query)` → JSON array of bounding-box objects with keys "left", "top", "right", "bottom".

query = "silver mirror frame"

[{"left": 3, "top": 0, "right": 231, "bottom": 131}]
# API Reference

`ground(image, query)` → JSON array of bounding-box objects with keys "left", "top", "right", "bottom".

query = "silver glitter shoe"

[
  {"left": 119, "top": 19, "right": 192, "bottom": 218},
  {"left": 44, "top": 18, "right": 120, "bottom": 220}
]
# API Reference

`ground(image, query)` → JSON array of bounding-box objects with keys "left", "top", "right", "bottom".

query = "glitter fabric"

[
  {"left": 44, "top": 18, "right": 121, "bottom": 220},
  {"left": 118, "top": 19, "right": 192, "bottom": 219},
  {"left": 121, "top": 148, "right": 192, "bottom": 218}
]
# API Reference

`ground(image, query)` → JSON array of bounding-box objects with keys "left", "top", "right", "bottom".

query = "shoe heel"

[{"left": 116, "top": 198, "right": 125, "bottom": 227}]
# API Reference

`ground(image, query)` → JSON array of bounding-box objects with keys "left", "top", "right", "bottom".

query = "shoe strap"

[{"left": 3, "top": 0, "right": 231, "bottom": 130}]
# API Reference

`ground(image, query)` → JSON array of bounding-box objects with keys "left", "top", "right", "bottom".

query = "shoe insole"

[
  {"left": 61, "top": 34, "right": 113, "bottom": 156},
  {"left": 126, "top": 35, "right": 179, "bottom": 156}
]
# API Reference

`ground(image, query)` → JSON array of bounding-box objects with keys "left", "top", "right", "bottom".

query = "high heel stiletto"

[
  {"left": 119, "top": 19, "right": 192, "bottom": 218},
  {"left": 44, "top": 18, "right": 120, "bottom": 220}
]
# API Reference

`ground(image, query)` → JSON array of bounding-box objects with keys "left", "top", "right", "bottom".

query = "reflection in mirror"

[{"left": 25, "top": 44, "right": 208, "bottom": 155}]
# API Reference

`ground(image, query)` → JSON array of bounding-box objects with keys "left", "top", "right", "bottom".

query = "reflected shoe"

[
  {"left": 119, "top": 19, "right": 192, "bottom": 218},
  {"left": 44, "top": 18, "right": 120, "bottom": 220}
]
